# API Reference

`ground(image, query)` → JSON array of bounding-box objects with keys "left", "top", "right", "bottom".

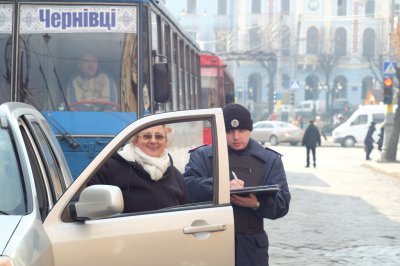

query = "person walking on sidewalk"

[
  {"left": 364, "top": 121, "right": 376, "bottom": 160},
  {"left": 302, "top": 120, "right": 321, "bottom": 168}
]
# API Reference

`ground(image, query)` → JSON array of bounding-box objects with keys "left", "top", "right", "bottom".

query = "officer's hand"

[
  {"left": 230, "top": 179, "right": 244, "bottom": 189},
  {"left": 230, "top": 193, "right": 258, "bottom": 208}
]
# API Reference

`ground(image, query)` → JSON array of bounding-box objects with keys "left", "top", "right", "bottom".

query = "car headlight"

[{"left": 0, "top": 257, "right": 14, "bottom": 266}]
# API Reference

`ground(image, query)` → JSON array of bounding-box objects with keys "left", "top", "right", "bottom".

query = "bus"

[
  {"left": 0, "top": 0, "right": 201, "bottom": 178},
  {"left": 200, "top": 52, "right": 235, "bottom": 144}
]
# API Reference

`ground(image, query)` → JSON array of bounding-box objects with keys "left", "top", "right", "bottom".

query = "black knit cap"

[{"left": 223, "top": 103, "right": 253, "bottom": 132}]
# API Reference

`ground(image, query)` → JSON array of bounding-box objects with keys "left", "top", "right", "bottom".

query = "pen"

[{"left": 232, "top": 171, "right": 239, "bottom": 180}]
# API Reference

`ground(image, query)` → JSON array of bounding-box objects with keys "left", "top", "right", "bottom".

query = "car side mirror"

[{"left": 69, "top": 185, "right": 124, "bottom": 221}]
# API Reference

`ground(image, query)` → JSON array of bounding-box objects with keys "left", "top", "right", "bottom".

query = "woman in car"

[{"left": 88, "top": 124, "right": 188, "bottom": 213}]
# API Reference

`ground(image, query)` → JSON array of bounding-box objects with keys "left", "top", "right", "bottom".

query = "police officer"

[{"left": 184, "top": 103, "right": 291, "bottom": 266}]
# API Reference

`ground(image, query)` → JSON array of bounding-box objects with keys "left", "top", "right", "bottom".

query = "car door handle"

[{"left": 183, "top": 224, "right": 227, "bottom": 234}]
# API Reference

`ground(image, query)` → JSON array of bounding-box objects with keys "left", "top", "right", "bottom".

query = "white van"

[
  {"left": 332, "top": 105, "right": 388, "bottom": 147},
  {"left": 295, "top": 100, "right": 326, "bottom": 115}
]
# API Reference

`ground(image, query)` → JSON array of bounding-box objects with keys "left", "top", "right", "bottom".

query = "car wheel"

[
  {"left": 342, "top": 136, "right": 355, "bottom": 147},
  {"left": 270, "top": 135, "right": 278, "bottom": 146}
]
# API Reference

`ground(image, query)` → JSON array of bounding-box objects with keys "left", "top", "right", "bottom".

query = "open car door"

[{"left": 43, "top": 108, "right": 235, "bottom": 266}]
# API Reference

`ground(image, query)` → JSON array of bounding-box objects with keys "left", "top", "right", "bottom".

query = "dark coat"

[
  {"left": 302, "top": 124, "right": 321, "bottom": 148},
  {"left": 183, "top": 138, "right": 290, "bottom": 266},
  {"left": 88, "top": 153, "right": 188, "bottom": 213},
  {"left": 364, "top": 123, "right": 376, "bottom": 147},
  {"left": 183, "top": 139, "right": 291, "bottom": 219}
]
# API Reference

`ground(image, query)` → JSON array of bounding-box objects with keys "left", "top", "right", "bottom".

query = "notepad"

[{"left": 230, "top": 184, "right": 280, "bottom": 196}]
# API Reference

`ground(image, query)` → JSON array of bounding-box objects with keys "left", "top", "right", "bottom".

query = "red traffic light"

[{"left": 383, "top": 77, "right": 393, "bottom": 87}]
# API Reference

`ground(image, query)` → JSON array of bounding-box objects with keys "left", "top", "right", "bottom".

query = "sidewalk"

[
  {"left": 322, "top": 136, "right": 400, "bottom": 178},
  {"left": 361, "top": 159, "right": 400, "bottom": 178}
]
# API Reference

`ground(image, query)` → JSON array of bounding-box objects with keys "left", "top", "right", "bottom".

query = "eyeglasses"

[{"left": 139, "top": 133, "right": 166, "bottom": 141}]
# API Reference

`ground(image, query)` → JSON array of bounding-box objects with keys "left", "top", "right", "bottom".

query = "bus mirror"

[{"left": 153, "top": 62, "right": 171, "bottom": 103}]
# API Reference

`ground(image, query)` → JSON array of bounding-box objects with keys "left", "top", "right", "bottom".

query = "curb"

[{"left": 361, "top": 161, "right": 400, "bottom": 178}]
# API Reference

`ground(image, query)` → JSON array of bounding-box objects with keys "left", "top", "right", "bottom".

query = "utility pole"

[
  {"left": 381, "top": 0, "right": 396, "bottom": 162},
  {"left": 289, "top": 14, "right": 302, "bottom": 120}
]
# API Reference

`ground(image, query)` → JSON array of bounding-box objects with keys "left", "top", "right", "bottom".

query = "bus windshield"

[{"left": 18, "top": 4, "right": 138, "bottom": 112}]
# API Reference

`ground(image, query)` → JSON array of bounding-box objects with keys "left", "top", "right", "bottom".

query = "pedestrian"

[
  {"left": 377, "top": 124, "right": 385, "bottom": 152},
  {"left": 302, "top": 120, "right": 321, "bottom": 168},
  {"left": 297, "top": 115, "right": 304, "bottom": 129},
  {"left": 364, "top": 121, "right": 376, "bottom": 160},
  {"left": 88, "top": 124, "right": 188, "bottom": 213},
  {"left": 315, "top": 116, "right": 327, "bottom": 140},
  {"left": 183, "top": 103, "right": 291, "bottom": 266}
]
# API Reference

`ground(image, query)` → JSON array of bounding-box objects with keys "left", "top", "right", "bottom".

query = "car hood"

[{"left": 0, "top": 215, "right": 22, "bottom": 254}]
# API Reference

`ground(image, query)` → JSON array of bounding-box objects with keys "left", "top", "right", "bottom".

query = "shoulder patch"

[
  {"left": 188, "top": 144, "right": 208, "bottom": 153},
  {"left": 264, "top": 147, "right": 283, "bottom": 157}
]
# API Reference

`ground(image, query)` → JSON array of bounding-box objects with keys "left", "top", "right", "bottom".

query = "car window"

[
  {"left": 372, "top": 113, "right": 385, "bottom": 123},
  {"left": 20, "top": 124, "right": 51, "bottom": 220},
  {"left": 0, "top": 129, "right": 27, "bottom": 215},
  {"left": 254, "top": 122, "right": 267, "bottom": 129},
  {"left": 351, "top": 114, "right": 368, "bottom": 126},
  {"left": 67, "top": 118, "right": 219, "bottom": 220},
  {"left": 31, "top": 122, "right": 65, "bottom": 200}
]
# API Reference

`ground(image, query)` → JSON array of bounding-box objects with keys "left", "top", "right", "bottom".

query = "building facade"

[{"left": 164, "top": 0, "right": 398, "bottom": 122}]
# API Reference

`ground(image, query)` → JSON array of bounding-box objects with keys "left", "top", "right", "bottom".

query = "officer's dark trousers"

[
  {"left": 306, "top": 146, "right": 316, "bottom": 166},
  {"left": 235, "top": 232, "right": 269, "bottom": 266}
]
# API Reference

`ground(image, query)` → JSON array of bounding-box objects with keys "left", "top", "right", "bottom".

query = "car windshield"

[{"left": 0, "top": 129, "right": 27, "bottom": 215}]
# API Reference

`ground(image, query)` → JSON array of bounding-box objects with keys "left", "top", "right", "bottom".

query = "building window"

[
  {"left": 337, "top": 0, "right": 346, "bottom": 16},
  {"left": 187, "top": 31, "right": 197, "bottom": 41},
  {"left": 306, "top": 27, "right": 319, "bottom": 54},
  {"left": 334, "top": 28, "right": 347, "bottom": 56},
  {"left": 249, "top": 27, "right": 260, "bottom": 49},
  {"left": 216, "top": 31, "right": 229, "bottom": 52},
  {"left": 218, "top": 0, "right": 227, "bottom": 15},
  {"left": 281, "top": 0, "right": 290, "bottom": 15},
  {"left": 363, "top": 28, "right": 375, "bottom": 58},
  {"left": 282, "top": 25, "right": 290, "bottom": 56},
  {"left": 365, "top": 0, "right": 375, "bottom": 17},
  {"left": 252, "top": 0, "right": 261, "bottom": 14},
  {"left": 395, "top": 4, "right": 400, "bottom": 16},
  {"left": 187, "top": 0, "right": 197, "bottom": 14}
]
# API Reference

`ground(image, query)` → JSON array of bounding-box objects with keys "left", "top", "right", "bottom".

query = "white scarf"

[{"left": 118, "top": 144, "right": 170, "bottom": 181}]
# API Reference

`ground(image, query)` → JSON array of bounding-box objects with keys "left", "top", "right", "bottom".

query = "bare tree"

[{"left": 317, "top": 53, "right": 339, "bottom": 115}]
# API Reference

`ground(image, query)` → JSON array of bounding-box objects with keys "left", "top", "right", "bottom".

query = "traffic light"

[
  {"left": 383, "top": 77, "right": 393, "bottom": 104},
  {"left": 290, "top": 91, "right": 295, "bottom": 105}
]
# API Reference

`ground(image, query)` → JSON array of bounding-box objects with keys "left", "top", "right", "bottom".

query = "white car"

[
  {"left": 251, "top": 120, "right": 304, "bottom": 146},
  {"left": 0, "top": 102, "right": 234, "bottom": 266}
]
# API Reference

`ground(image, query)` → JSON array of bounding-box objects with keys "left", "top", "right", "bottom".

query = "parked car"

[
  {"left": 251, "top": 120, "right": 304, "bottom": 146},
  {"left": 0, "top": 102, "right": 235, "bottom": 266}
]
